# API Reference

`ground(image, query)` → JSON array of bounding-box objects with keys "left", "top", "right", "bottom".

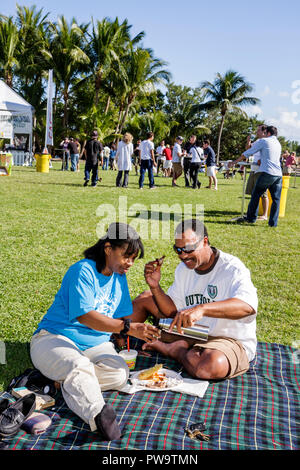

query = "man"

[
  {"left": 245, "top": 125, "right": 269, "bottom": 220},
  {"left": 203, "top": 140, "right": 217, "bottom": 190},
  {"left": 231, "top": 126, "right": 282, "bottom": 227},
  {"left": 155, "top": 140, "right": 166, "bottom": 176},
  {"left": 139, "top": 132, "right": 157, "bottom": 189},
  {"left": 102, "top": 144, "right": 110, "bottom": 170},
  {"left": 183, "top": 135, "right": 197, "bottom": 187},
  {"left": 131, "top": 219, "right": 257, "bottom": 380},
  {"left": 172, "top": 136, "right": 185, "bottom": 187},
  {"left": 83, "top": 130, "right": 103, "bottom": 187},
  {"left": 68, "top": 137, "right": 80, "bottom": 172},
  {"left": 132, "top": 139, "right": 141, "bottom": 175}
]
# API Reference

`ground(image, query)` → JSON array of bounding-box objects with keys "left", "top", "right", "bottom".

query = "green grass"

[{"left": 0, "top": 162, "right": 299, "bottom": 391}]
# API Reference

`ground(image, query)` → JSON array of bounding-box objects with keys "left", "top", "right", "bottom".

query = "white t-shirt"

[
  {"left": 140, "top": 140, "right": 154, "bottom": 160},
  {"left": 116, "top": 141, "right": 133, "bottom": 171},
  {"left": 156, "top": 145, "right": 166, "bottom": 159},
  {"left": 167, "top": 249, "right": 258, "bottom": 361},
  {"left": 172, "top": 142, "right": 182, "bottom": 163},
  {"left": 189, "top": 146, "right": 204, "bottom": 163}
]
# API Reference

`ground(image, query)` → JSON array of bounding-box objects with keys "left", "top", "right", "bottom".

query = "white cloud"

[
  {"left": 248, "top": 105, "right": 263, "bottom": 116},
  {"left": 268, "top": 110, "right": 300, "bottom": 141},
  {"left": 262, "top": 85, "right": 271, "bottom": 96}
]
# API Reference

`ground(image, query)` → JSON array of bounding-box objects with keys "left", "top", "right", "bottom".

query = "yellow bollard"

[
  {"left": 258, "top": 176, "right": 290, "bottom": 217},
  {"left": 35, "top": 153, "right": 51, "bottom": 173}
]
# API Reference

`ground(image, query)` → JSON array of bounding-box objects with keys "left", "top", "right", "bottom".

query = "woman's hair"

[
  {"left": 123, "top": 132, "right": 133, "bottom": 144},
  {"left": 84, "top": 222, "right": 144, "bottom": 273}
]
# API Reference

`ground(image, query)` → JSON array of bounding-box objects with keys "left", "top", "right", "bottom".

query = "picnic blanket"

[{"left": 0, "top": 341, "right": 299, "bottom": 451}]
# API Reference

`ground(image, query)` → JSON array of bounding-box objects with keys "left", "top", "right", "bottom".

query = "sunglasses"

[{"left": 173, "top": 239, "right": 201, "bottom": 255}]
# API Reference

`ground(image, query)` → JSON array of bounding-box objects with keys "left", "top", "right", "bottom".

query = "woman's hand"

[
  {"left": 129, "top": 322, "right": 161, "bottom": 343},
  {"left": 169, "top": 307, "right": 204, "bottom": 334}
]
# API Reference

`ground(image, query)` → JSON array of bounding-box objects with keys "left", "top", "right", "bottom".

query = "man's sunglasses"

[{"left": 173, "top": 239, "right": 201, "bottom": 255}]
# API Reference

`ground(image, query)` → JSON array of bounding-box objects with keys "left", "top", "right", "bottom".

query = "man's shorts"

[
  {"left": 206, "top": 166, "right": 216, "bottom": 177},
  {"left": 161, "top": 331, "right": 249, "bottom": 379},
  {"left": 246, "top": 172, "right": 268, "bottom": 197},
  {"left": 172, "top": 162, "right": 183, "bottom": 178},
  {"left": 164, "top": 160, "right": 172, "bottom": 169}
]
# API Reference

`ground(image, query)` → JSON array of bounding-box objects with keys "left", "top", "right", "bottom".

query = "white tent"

[{"left": 0, "top": 80, "right": 34, "bottom": 164}]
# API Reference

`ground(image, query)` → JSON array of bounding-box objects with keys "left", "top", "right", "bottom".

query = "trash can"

[
  {"left": 258, "top": 176, "right": 290, "bottom": 218},
  {"left": 35, "top": 153, "right": 51, "bottom": 173}
]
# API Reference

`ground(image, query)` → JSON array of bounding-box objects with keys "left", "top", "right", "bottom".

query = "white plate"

[{"left": 130, "top": 368, "right": 183, "bottom": 391}]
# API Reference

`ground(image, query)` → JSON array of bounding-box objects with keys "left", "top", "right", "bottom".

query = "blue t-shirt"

[
  {"left": 35, "top": 259, "right": 133, "bottom": 350},
  {"left": 204, "top": 146, "right": 216, "bottom": 167}
]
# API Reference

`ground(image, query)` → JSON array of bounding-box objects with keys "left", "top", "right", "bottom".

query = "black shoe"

[
  {"left": 83, "top": 181, "right": 88, "bottom": 187},
  {"left": 0, "top": 393, "right": 36, "bottom": 437},
  {"left": 95, "top": 404, "right": 121, "bottom": 441},
  {"left": 197, "top": 181, "right": 201, "bottom": 189}
]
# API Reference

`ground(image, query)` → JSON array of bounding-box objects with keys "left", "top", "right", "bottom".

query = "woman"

[
  {"left": 115, "top": 133, "right": 134, "bottom": 187},
  {"left": 30, "top": 223, "right": 159, "bottom": 441}
]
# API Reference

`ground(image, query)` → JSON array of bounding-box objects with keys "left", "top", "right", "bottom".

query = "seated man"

[{"left": 132, "top": 219, "right": 258, "bottom": 380}]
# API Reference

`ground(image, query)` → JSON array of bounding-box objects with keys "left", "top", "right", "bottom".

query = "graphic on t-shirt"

[
  {"left": 207, "top": 285, "right": 218, "bottom": 299},
  {"left": 94, "top": 290, "right": 119, "bottom": 317}
]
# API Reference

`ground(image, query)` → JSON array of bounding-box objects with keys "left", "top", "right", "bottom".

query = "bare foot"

[{"left": 142, "top": 339, "right": 190, "bottom": 361}]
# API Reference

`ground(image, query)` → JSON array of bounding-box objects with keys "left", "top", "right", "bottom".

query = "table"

[{"left": 227, "top": 162, "right": 252, "bottom": 222}]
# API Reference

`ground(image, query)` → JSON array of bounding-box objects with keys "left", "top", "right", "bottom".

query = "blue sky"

[{"left": 2, "top": 0, "right": 300, "bottom": 141}]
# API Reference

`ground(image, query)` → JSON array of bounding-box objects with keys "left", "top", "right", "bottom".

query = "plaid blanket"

[{"left": 0, "top": 341, "right": 299, "bottom": 450}]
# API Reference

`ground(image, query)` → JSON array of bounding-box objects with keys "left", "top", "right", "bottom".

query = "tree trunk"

[
  {"left": 217, "top": 113, "right": 226, "bottom": 165},
  {"left": 104, "top": 95, "right": 111, "bottom": 114},
  {"left": 63, "top": 89, "right": 69, "bottom": 130},
  {"left": 5, "top": 70, "right": 13, "bottom": 88},
  {"left": 95, "top": 70, "right": 102, "bottom": 106}
]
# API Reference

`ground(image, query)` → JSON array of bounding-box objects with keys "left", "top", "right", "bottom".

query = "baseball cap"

[
  {"left": 177, "top": 136, "right": 184, "bottom": 141},
  {"left": 91, "top": 130, "right": 98, "bottom": 137}
]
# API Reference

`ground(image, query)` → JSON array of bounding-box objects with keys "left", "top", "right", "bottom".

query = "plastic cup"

[{"left": 119, "top": 349, "right": 138, "bottom": 370}]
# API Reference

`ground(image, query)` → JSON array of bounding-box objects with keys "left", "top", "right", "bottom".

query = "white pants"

[{"left": 30, "top": 329, "right": 129, "bottom": 431}]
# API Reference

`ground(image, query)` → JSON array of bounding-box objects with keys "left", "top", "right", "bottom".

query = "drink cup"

[{"left": 119, "top": 349, "right": 138, "bottom": 370}]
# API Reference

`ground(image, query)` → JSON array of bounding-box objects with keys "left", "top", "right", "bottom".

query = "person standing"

[
  {"left": 75, "top": 138, "right": 81, "bottom": 172},
  {"left": 283, "top": 151, "right": 297, "bottom": 175},
  {"left": 83, "top": 130, "right": 103, "bottom": 187},
  {"left": 232, "top": 126, "right": 282, "bottom": 227},
  {"left": 163, "top": 144, "right": 172, "bottom": 177},
  {"left": 60, "top": 137, "right": 70, "bottom": 171},
  {"left": 203, "top": 140, "right": 218, "bottom": 190},
  {"left": 172, "top": 136, "right": 184, "bottom": 187},
  {"left": 132, "top": 140, "right": 141, "bottom": 175},
  {"left": 115, "top": 133, "right": 134, "bottom": 188},
  {"left": 109, "top": 144, "right": 117, "bottom": 171},
  {"left": 155, "top": 140, "right": 166, "bottom": 176},
  {"left": 139, "top": 132, "right": 157, "bottom": 189},
  {"left": 189, "top": 140, "right": 203, "bottom": 189},
  {"left": 68, "top": 137, "right": 80, "bottom": 172},
  {"left": 245, "top": 125, "right": 269, "bottom": 220},
  {"left": 102, "top": 145, "right": 110, "bottom": 171},
  {"left": 183, "top": 135, "right": 197, "bottom": 187}
]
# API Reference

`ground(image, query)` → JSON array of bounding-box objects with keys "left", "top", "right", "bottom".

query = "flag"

[{"left": 45, "top": 69, "right": 54, "bottom": 148}]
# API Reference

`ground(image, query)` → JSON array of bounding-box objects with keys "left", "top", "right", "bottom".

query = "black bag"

[{"left": 7, "top": 368, "right": 57, "bottom": 397}]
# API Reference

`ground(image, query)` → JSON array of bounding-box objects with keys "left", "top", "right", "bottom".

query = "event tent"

[{"left": 0, "top": 80, "right": 34, "bottom": 160}]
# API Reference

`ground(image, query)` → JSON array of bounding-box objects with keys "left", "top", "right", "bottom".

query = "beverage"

[
  {"left": 119, "top": 349, "right": 138, "bottom": 370},
  {"left": 158, "top": 318, "right": 209, "bottom": 342}
]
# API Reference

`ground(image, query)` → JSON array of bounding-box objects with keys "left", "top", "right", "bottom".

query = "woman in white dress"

[{"left": 115, "top": 133, "right": 133, "bottom": 188}]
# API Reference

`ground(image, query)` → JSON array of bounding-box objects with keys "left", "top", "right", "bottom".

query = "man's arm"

[
  {"left": 144, "top": 259, "right": 177, "bottom": 317},
  {"left": 170, "top": 298, "right": 255, "bottom": 334},
  {"left": 229, "top": 139, "right": 264, "bottom": 167}
]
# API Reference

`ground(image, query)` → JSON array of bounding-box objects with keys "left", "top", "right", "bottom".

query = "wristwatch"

[{"left": 119, "top": 319, "right": 131, "bottom": 338}]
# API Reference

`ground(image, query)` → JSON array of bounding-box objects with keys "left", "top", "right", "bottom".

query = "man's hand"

[
  {"left": 144, "top": 256, "right": 165, "bottom": 289},
  {"left": 169, "top": 306, "right": 204, "bottom": 334},
  {"left": 129, "top": 322, "right": 161, "bottom": 343}
]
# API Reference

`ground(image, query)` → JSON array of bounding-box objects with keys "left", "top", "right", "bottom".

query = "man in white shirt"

[
  {"left": 172, "top": 136, "right": 185, "bottom": 187},
  {"left": 155, "top": 140, "right": 166, "bottom": 176},
  {"left": 231, "top": 126, "right": 282, "bottom": 227},
  {"left": 245, "top": 125, "right": 269, "bottom": 220},
  {"left": 139, "top": 132, "right": 157, "bottom": 189},
  {"left": 132, "top": 219, "right": 258, "bottom": 380}
]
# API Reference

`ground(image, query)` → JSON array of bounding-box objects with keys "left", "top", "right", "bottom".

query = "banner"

[{"left": 45, "top": 69, "right": 54, "bottom": 147}]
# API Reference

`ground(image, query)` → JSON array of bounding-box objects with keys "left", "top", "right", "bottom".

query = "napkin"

[{"left": 119, "top": 375, "right": 209, "bottom": 398}]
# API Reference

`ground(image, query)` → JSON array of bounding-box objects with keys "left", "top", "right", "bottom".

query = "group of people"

[
  {"left": 59, "top": 137, "right": 81, "bottom": 172},
  {"left": 81, "top": 130, "right": 219, "bottom": 190},
  {"left": 30, "top": 219, "right": 258, "bottom": 440}
]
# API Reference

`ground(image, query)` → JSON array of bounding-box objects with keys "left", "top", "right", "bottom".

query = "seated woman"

[{"left": 30, "top": 223, "right": 160, "bottom": 441}]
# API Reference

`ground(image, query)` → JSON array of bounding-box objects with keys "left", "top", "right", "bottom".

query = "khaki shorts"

[
  {"left": 246, "top": 172, "right": 268, "bottom": 197},
  {"left": 161, "top": 331, "right": 249, "bottom": 379},
  {"left": 172, "top": 162, "right": 183, "bottom": 178}
]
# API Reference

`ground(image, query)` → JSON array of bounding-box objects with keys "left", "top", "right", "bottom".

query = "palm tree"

[
  {"left": 116, "top": 47, "right": 171, "bottom": 136},
  {"left": 200, "top": 70, "right": 260, "bottom": 163},
  {"left": 49, "top": 16, "right": 90, "bottom": 129},
  {"left": 88, "top": 17, "right": 144, "bottom": 107},
  {"left": 0, "top": 16, "right": 19, "bottom": 87}
]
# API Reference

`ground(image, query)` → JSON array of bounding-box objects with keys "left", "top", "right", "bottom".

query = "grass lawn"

[{"left": 0, "top": 162, "right": 299, "bottom": 391}]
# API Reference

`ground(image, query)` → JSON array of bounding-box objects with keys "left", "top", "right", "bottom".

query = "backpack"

[{"left": 7, "top": 368, "right": 57, "bottom": 397}]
